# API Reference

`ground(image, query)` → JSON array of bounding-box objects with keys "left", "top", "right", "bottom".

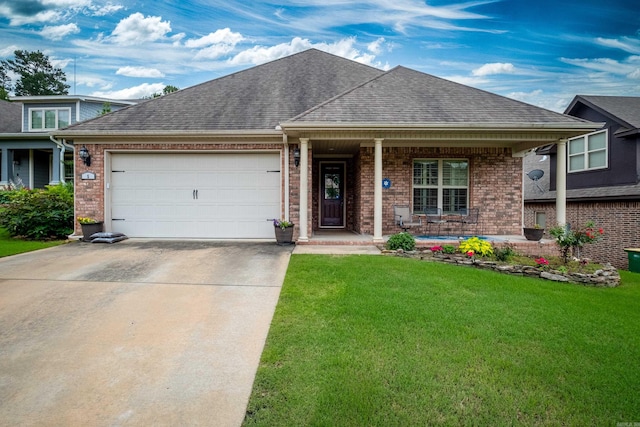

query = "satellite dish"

[{"left": 526, "top": 169, "right": 544, "bottom": 193}]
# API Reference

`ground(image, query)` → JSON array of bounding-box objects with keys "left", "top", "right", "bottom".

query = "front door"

[{"left": 320, "top": 162, "right": 345, "bottom": 227}]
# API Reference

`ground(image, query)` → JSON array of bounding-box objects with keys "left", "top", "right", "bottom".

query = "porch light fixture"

[
  {"left": 293, "top": 147, "right": 300, "bottom": 168},
  {"left": 78, "top": 145, "right": 91, "bottom": 166}
]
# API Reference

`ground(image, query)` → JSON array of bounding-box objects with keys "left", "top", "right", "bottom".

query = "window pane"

[
  {"left": 413, "top": 188, "right": 437, "bottom": 213},
  {"left": 58, "top": 110, "right": 70, "bottom": 128},
  {"left": 569, "top": 137, "right": 584, "bottom": 155},
  {"left": 324, "top": 173, "right": 340, "bottom": 199},
  {"left": 443, "top": 160, "right": 468, "bottom": 186},
  {"left": 31, "top": 110, "right": 43, "bottom": 129},
  {"left": 413, "top": 160, "right": 438, "bottom": 186},
  {"left": 569, "top": 154, "right": 584, "bottom": 171},
  {"left": 443, "top": 188, "right": 467, "bottom": 214},
  {"left": 589, "top": 150, "right": 606, "bottom": 168},
  {"left": 44, "top": 110, "right": 56, "bottom": 128},
  {"left": 588, "top": 131, "right": 606, "bottom": 151}
]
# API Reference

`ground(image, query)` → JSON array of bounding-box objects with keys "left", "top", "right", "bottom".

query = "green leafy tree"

[
  {"left": 147, "top": 84, "right": 180, "bottom": 99},
  {"left": 2, "top": 50, "right": 69, "bottom": 96},
  {"left": 0, "top": 63, "right": 10, "bottom": 100},
  {"left": 100, "top": 102, "right": 111, "bottom": 115}
]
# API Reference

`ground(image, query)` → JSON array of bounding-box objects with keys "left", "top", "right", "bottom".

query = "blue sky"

[{"left": 1, "top": 0, "right": 639, "bottom": 111}]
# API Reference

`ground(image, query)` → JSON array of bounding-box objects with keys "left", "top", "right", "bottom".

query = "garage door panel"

[{"left": 110, "top": 152, "right": 281, "bottom": 238}]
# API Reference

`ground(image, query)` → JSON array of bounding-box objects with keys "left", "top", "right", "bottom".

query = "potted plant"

[
  {"left": 78, "top": 216, "right": 104, "bottom": 242},
  {"left": 523, "top": 224, "right": 544, "bottom": 241},
  {"left": 273, "top": 219, "right": 294, "bottom": 245}
]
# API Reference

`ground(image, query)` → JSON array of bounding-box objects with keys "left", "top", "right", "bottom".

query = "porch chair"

[
  {"left": 393, "top": 205, "right": 422, "bottom": 233},
  {"left": 457, "top": 207, "right": 480, "bottom": 236},
  {"left": 424, "top": 207, "right": 446, "bottom": 236}
]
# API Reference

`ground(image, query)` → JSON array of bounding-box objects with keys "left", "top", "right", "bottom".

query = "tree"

[
  {"left": 0, "top": 63, "right": 9, "bottom": 101},
  {"left": 2, "top": 50, "right": 69, "bottom": 96},
  {"left": 147, "top": 84, "right": 180, "bottom": 99}
]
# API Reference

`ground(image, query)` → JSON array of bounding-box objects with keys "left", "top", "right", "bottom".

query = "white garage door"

[{"left": 109, "top": 152, "right": 281, "bottom": 238}]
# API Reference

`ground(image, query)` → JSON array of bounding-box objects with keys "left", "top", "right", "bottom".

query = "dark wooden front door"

[{"left": 320, "top": 163, "right": 344, "bottom": 227}]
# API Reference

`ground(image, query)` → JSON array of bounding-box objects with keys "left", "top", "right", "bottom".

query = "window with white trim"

[
  {"left": 29, "top": 108, "right": 71, "bottom": 131},
  {"left": 413, "top": 159, "right": 468, "bottom": 214},
  {"left": 568, "top": 130, "right": 607, "bottom": 172}
]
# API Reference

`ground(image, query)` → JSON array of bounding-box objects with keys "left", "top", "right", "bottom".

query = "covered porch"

[{"left": 284, "top": 129, "right": 584, "bottom": 247}]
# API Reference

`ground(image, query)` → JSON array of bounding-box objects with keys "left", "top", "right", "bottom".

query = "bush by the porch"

[
  {"left": 0, "top": 183, "right": 73, "bottom": 239},
  {"left": 385, "top": 232, "right": 416, "bottom": 251}
]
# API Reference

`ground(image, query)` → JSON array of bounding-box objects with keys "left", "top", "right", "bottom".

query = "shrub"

[
  {"left": 458, "top": 236, "right": 494, "bottom": 257},
  {"left": 494, "top": 243, "right": 517, "bottom": 262},
  {"left": 549, "top": 221, "right": 604, "bottom": 263},
  {"left": 442, "top": 244, "right": 456, "bottom": 254},
  {"left": 0, "top": 183, "right": 73, "bottom": 239},
  {"left": 386, "top": 232, "right": 416, "bottom": 251}
]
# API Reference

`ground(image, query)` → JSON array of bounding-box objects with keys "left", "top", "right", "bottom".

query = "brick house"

[
  {"left": 525, "top": 95, "right": 640, "bottom": 269},
  {"left": 0, "top": 96, "right": 136, "bottom": 189},
  {"left": 53, "top": 49, "right": 599, "bottom": 242}
]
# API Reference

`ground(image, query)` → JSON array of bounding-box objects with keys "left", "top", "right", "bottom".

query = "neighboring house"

[
  {"left": 0, "top": 95, "right": 136, "bottom": 189},
  {"left": 525, "top": 95, "right": 640, "bottom": 269},
  {"left": 54, "top": 49, "right": 599, "bottom": 241}
]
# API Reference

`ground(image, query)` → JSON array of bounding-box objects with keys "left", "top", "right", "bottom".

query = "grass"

[
  {"left": 244, "top": 255, "right": 640, "bottom": 426},
  {"left": 0, "top": 227, "right": 68, "bottom": 257}
]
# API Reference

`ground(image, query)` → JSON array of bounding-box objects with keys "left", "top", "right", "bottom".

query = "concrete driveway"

[{"left": 0, "top": 240, "right": 292, "bottom": 426}]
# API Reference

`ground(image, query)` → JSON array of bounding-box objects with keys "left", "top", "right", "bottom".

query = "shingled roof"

[
  {"left": 0, "top": 100, "right": 22, "bottom": 133},
  {"left": 62, "top": 49, "right": 384, "bottom": 132},
  {"left": 289, "top": 66, "right": 591, "bottom": 125},
  {"left": 566, "top": 95, "right": 640, "bottom": 132}
]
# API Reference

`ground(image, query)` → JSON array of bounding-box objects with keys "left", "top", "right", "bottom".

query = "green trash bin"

[{"left": 624, "top": 248, "right": 640, "bottom": 273}]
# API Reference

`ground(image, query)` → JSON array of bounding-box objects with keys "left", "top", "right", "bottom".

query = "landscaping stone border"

[{"left": 382, "top": 249, "right": 621, "bottom": 287}]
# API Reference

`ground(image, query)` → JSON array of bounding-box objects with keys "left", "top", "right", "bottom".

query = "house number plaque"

[{"left": 81, "top": 172, "right": 96, "bottom": 180}]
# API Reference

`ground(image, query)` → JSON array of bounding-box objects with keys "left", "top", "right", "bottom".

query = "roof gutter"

[{"left": 279, "top": 121, "right": 604, "bottom": 133}]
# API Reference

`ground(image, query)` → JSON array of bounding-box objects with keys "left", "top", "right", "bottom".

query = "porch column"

[
  {"left": 556, "top": 139, "right": 567, "bottom": 226},
  {"left": 373, "top": 138, "right": 384, "bottom": 242},
  {"left": 298, "top": 138, "right": 309, "bottom": 242},
  {"left": 0, "top": 148, "right": 9, "bottom": 186},
  {"left": 49, "top": 145, "right": 62, "bottom": 185}
]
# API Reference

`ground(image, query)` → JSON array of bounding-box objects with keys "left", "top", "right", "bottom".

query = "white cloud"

[
  {"left": 0, "top": 0, "right": 90, "bottom": 25},
  {"left": 40, "top": 23, "right": 80, "bottom": 40},
  {"left": 186, "top": 28, "right": 245, "bottom": 60},
  {"left": 628, "top": 69, "right": 640, "bottom": 79},
  {"left": 367, "top": 37, "right": 386, "bottom": 55},
  {"left": 91, "top": 82, "right": 166, "bottom": 99},
  {"left": 596, "top": 36, "right": 640, "bottom": 55},
  {"left": 472, "top": 62, "right": 515, "bottom": 76},
  {"left": 0, "top": 45, "right": 20, "bottom": 57},
  {"left": 110, "top": 13, "right": 172, "bottom": 46},
  {"left": 90, "top": 3, "right": 124, "bottom": 16},
  {"left": 229, "top": 36, "right": 384, "bottom": 68},
  {"left": 186, "top": 28, "right": 244, "bottom": 48},
  {"left": 116, "top": 66, "right": 165, "bottom": 78}
]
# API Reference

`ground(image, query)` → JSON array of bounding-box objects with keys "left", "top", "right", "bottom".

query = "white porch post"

[
  {"left": 373, "top": 138, "right": 384, "bottom": 243},
  {"left": 556, "top": 139, "right": 567, "bottom": 226},
  {"left": 298, "top": 138, "right": 309, "bottom": 242}
]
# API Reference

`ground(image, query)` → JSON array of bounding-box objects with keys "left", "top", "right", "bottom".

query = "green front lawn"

[
  {"left": 244, "top": 255, "right": 640, "bottom": 426},
  {"left": 0, "top": 227, "right": 68, "bottom": 258}
]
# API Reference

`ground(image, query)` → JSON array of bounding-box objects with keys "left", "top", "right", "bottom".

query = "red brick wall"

[
  {"left": 525, "top": 201, "right": 640, "bottom": 269},
  {"left": 356, "top": 146, "right": 523, "bottom": 236}
]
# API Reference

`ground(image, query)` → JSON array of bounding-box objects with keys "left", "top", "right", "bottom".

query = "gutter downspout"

[
  {"left": 49, "top": 135, "right": 73, "bottom": 184},
  {"left": 283, "top": 133, "right": 289, "bottom": 221}
]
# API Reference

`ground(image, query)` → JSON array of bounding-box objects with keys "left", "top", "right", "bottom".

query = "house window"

[
  {"left": 535, "top": 212, "right": 546, "bottom": 228},
  {"left": 568, "top": 130, "right": 607, "bottom": 172},
  {"left": 413, "top": 159, "right": 468, "bottom": 214},
  {"left": 29, "top": 108, "right": 71, "bottom": 131}
]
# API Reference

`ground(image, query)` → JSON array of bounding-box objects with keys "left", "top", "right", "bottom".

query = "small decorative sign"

[
  {"left": 81, "top": 172, "right": 96, "bottom": 180},
  {"left": 382, "top": 178, "right": 391, "bottom": 189}
]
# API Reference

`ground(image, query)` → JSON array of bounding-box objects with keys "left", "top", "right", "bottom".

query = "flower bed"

[{"left": 383, "top": 249, "right": 621, "bottom": 287}]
